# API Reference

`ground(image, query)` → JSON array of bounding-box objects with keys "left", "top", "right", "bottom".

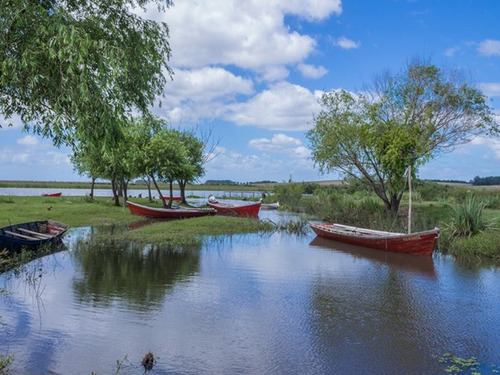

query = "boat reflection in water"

[{"left": 309, "top": 236, "right": 436, "bottom": 279}]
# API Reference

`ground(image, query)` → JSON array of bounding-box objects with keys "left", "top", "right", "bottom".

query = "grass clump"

[{"left": 445, "top": 195, "right": 496, "bottom": 238}]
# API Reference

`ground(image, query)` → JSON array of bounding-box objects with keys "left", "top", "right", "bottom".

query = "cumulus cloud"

[
  {"left": 297, "top": 63, "right": 328, "bottom": 79},
  {"left": 470, "top": 136, "right": 500, "bottom": 159},
  {"left": 138, "top": 0, "right": 341, "bottom": 71},
  {"left": 478, "top": 82, "right": 500, "bottom": 97},
  {"left": 477, "top": 39, "right": 500, "bottom": 57},
  {"left": 224, "top": 82, "right": 323, "bottom": 131},
  {"left": 249, "top": 134, "right": 302, "bottom": 151},
  {"left": 334, "top": 36, "right": 361, "bottom": 50},
  {"left": 17, "top": 135, "right": 39, "bottom": 146},
  {"left": 152, "top": 67, "right": 254, "bottom": 125},
  {"left": 249, "top": 134, "right": 311, "bottom": 162}
]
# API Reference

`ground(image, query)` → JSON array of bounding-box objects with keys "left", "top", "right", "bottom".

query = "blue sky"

[{"left": 1, "top": 0, "right": 500, "bottom": 183}]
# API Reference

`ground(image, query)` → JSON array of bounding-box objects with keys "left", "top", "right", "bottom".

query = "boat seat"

[
  {"left": 17, "top": 228, "right": 52, "bottom": 239},
  {"left": 3, "top": 230, "right": 37, "bottom": 240}
]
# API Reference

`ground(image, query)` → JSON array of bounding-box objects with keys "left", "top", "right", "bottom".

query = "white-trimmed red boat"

[
  {"left": 41, "top": 192, "right": 62, "bottom": 197},
  {"left": 310, "top": 222, "right": 440, "bottom": 256},
  {"left": 207, "top": 200, "right": 261, "bottom": 217},
  {"left": 127, "top": 201, "right": 216, "bottom": 219}
]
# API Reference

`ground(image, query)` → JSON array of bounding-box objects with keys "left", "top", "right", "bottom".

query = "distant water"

[
  {"left": 0, "top": 187, "right": 263, "bottom": 199},
  {"left": 1, "top": 217, "right": 499, "bottom": 374}
]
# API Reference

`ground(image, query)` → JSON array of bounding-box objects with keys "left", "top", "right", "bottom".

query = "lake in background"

[
  {"left": 1, "top": 207, "right": 499, "bottom": 374},
  {"left": 0, "top": 187, "right": 263, "bottom": 200}
]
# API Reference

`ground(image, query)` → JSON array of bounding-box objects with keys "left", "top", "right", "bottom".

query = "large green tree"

[
  {"left": 307, "top": 60, "right": 498, "bottom": 218},
  {"left": 0, "top": 0, "right": 172, "bottom": 146}
]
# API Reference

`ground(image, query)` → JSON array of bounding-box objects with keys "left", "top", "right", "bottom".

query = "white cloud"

[
  {"left": 258, "top": 66, "right": 290, "bottom": 82},
  {"left": 470, "top": 136, "right": 500, "bottom": 159},
  {"left": 224, "top": 82, "right": 323, "bottom": 131},
  {"left": 334, "top": 36, "right": 360, "bottom": 50},
  {"left": 297, "top": 63, "right": 328, "bottom": 79},
  {"left": 249, "top": 134, "right": 311, "bottom": 162},
  {"left": 443, "top": 47, "right": 460, "bottom": 57},
  {"left": 0, "top": 113, "right": 24, "bottom": 129},
  {"left": 249, "top": 134, "right": 302, "bottom": 151},
  {"left": 152, "top": 67, "right": 254, "bottom": 125},
  {"left": 478, "top": 82, "right": 500, "bottom": 98},
  {"left": 138, "top": 0, "right": 341, "bottom": 71},
  {"left": 17, "top": 135, "right": 39, "bottom": 146},
  {"left": 478, "top": 39, "right": 500, "bottom": 57}
]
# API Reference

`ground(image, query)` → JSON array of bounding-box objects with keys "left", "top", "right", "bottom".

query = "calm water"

[
  {"left": 0, "top": 187, "right": 262, "bottom": 199},
  {"left": 1, "top": 215, "right": 499, "bottom": 374}
]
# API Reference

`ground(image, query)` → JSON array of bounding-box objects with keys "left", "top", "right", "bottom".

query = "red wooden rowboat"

[
  {"left": 310, "top": 222, "right": 440, "bottom": 256},
  {"left": 41, "top": 192, "right": 62, "bottom": 197},
  {"left": 127, "top": 201, "right": 216, "bottom": 219},
  {"left": 207, "top": 200, "right": 261, "bottom": 217},
  {"left": 162, "top": 196, "right": 182, "bottom": 201}
]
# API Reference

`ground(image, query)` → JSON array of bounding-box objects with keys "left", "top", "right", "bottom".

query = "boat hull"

[
  {"left": 162, "top": 196, "right": 182, "bottom": 201},
  {"left": 207, "top": 201, "right": 261, "bottom": 217},
  {"left": 0, "top": 220, "right": 69, "bottom": 252},
  {"left": 310, "top": 223, "right": 439, "bottom": 256},
  {"left": 41, "top": 192, "right": 62, "bottom": 197},
  {"left": 127, "top": 201, "right": 216, "bottom": 219}
]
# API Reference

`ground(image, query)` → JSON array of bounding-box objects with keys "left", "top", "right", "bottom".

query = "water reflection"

[
  {"left": 309, "top": 236, "right": 436, "bottom": 279},
  {"left": 71, "top": 226, "right": 201, "bottom": 311},
  {"left": 0, "top": 227, "right": 499, "bottom": 374}
]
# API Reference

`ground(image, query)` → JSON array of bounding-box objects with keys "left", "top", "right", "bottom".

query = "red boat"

[
  {"left": 310, "top": 222, "right": 440, "bottom": 256},
  {"left": 127, "top": 201, "right": 216, "bottom": 219},
  {"left": 162, "top": 196, "right": 182, "bottom": 201},
  {"left": 207, "top": 200, "right": 261, "bottom": 217},
  {"left": 41, "top": 192, "right": 62, "bottom": 197}
]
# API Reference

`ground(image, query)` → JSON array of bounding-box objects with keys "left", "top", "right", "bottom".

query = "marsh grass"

[{"left": 445, "top": 195, "right": 496, "bottom": 238}]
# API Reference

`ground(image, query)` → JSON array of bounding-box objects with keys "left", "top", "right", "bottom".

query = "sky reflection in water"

[{"left": 1, "top": 218, "right": 499, "bottom": 375}]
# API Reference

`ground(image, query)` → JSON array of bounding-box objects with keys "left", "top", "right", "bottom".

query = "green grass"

[
  {"left": 0, "top": 196, "right": 135, "bottom": 228},
  {"left": 122, "top": 215, "right": 274, "bottom": 246}
]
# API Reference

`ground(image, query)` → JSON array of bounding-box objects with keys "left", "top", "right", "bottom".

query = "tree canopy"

[
  {"left": 0, "top": 0, "right": 172, "bottom": 146},
  {"left": 307, "top": 60, "right": 498, "bottom": 217}
]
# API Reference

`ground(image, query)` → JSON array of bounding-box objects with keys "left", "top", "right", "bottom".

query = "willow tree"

[
  {"left": 307, "top": 60, "right": 498, "bottom": 218},
  {"left": 0, "top": 0, "right": 172, "bottom": 146}
]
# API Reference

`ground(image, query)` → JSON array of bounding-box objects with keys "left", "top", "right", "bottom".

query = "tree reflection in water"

[{"left": 71, "top": 225, "right": 201, "bottom": 311}]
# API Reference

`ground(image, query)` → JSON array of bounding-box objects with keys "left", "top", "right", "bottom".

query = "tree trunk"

[
  {"left": 145, "top": 176, "right": 153, "bottom": 202},
  {"left": 122, "top": 178, "right": 129, "bottom": 206},
  {"left": 168, "top": 180, "right": 174, "bottom": 208},
  {"left": 90, "top": 177, "right": 95, "bottom": 200},
  {"left": 150, "top": 174, "right": 167, "bottom": 208},
  {"left": 178, "top": 180, "right": 187, "bottom": 204},
  {"left": 111, "top": 177, "right": 120, "bottom": 206}
]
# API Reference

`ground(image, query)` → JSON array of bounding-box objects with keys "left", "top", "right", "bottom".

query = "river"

[{"left": 0, "top": 212, "right": 499, "bottom": 374}]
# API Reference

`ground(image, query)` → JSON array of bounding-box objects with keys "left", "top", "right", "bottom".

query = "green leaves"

[
  {"left": 0, "top": 0, "right": 173, "bottom": 146},
  {"left": 307, "top": 60, "right": 498, "bottom": 217}
]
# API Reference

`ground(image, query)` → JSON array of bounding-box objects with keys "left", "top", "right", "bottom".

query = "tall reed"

[{"left": 445, "top": 195, "right": 495, "bottom": 238}]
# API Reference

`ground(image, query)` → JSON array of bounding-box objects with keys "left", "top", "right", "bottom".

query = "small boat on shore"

[
  {"left": 0, "top": 220, "right": 69, "bottom": 252},
  {"left": 261, "top": 202, "right": 279, "bottom": 210},
  {"left": 207, "top": 200, "right": 261, "bottom": 217},
  {"left": 41, "top": 192, "right": 62, "bottom": 197},
  {"left": 310, "top": 222, "right": 439, "bottom": 256},
  {"left": 127, "top": 201, "right": 216, "bottom": 219},
  {"left": 162, "top": 196, "right": 182, "bottom": 201}
]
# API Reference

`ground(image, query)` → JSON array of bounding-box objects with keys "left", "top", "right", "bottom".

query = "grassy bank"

[
  {"left": 0, "top": 196, "right": 274, "bottom": 237},
  {"left": 273, "top": 181, "right": 500, "bottom": 262}
]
